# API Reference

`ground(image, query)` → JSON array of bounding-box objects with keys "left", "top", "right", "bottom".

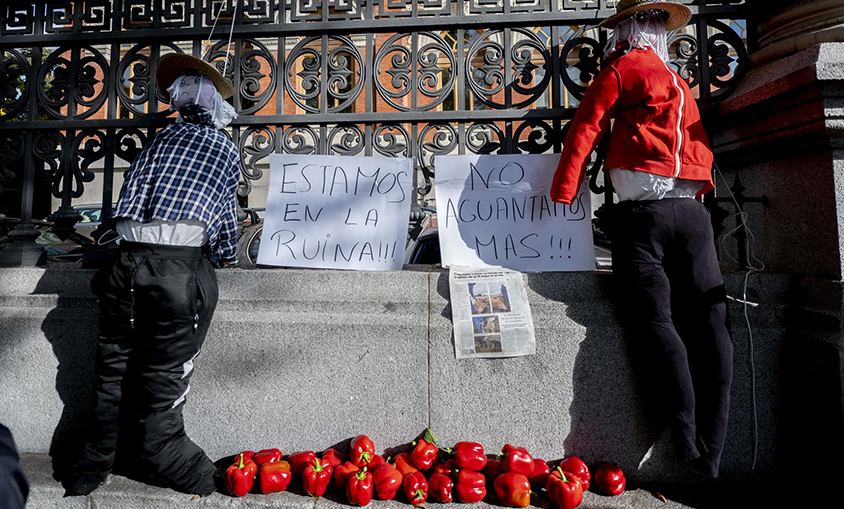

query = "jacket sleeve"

[
  {"left": 215, "top": 158, "right": 240, "bottom": 266},
  {"left": 550, "top": 65, "right": 622, "bottom": 204}
]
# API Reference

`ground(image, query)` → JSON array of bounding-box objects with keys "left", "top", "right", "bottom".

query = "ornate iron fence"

[{"left": 0, "top": 1, "right": 756, "bottom": 265}]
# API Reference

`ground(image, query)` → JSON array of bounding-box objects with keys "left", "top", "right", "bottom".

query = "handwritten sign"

[
  {"left": 257, "top": 154, "right": 414, "bottom": 270},
  {"left": 435, "top": 154, "right": 595, "bottom": 272}
]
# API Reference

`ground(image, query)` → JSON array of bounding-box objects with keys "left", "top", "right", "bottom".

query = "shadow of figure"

[
  {"left": 32, "top": 268, "right": 100, "bottom": 483},
  {"left": 525, "top": 272, "right": 670, "bottom": 481}
]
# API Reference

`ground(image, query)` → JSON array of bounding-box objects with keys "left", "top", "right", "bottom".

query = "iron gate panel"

[{"left": 0, "top": 1, "right": 756, "bottom": 257}]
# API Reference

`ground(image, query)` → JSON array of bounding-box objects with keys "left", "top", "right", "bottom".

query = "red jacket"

[{"left": 550, "top": 48, "right": 714, "bottom": 204}]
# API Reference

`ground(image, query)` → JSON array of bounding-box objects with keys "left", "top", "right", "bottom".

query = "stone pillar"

[{"left": 709, "top": 0, "right": 844, "bottom": 482}]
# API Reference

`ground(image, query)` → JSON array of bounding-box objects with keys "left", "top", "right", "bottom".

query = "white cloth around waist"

[
  {"left": 607, "top": 168, "right": 707, "bottom": 202},
  {"left": 116, "top": 218, "right": 208, "bottom": 247}
]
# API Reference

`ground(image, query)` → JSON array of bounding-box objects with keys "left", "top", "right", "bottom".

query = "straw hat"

[
  {"left": 600, "top": 0, "right": 692, "bottom": 31},
  {"left": 155, "top": 53, "right": 235, "bottom": 100}
]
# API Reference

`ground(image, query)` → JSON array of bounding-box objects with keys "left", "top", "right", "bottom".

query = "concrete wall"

[{"left": 0, "top": 265, "right": 819, "bottom": 484}]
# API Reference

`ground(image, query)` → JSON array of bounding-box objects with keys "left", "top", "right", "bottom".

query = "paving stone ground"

[{"left": 21, "top": 453, "right": 781, "bottom": 509}]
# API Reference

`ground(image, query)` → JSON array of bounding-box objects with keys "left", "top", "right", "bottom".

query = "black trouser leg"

[
  {"left": 130, "top": 247, "right": 218, "bottom": 495},
  {"left": 669, "top": 200, "right": 733, "bottom": 477},
  {"left": 66, "top": 260, "right": 136, "bottom": 495},
  {"left": 76, "top": 342, "right": 132, "bottom": 476},
  {"left": 612, "top": 201, "right": 700, "bottom": 462},
  {"left": 70, "top": 243, "right": 218, "bottom": 496}
]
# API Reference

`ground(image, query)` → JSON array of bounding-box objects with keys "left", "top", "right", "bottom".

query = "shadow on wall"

[
  {"left": 32, "top": 269, "right": 99, "bottom": 483},
  {"left": 526, "top": 272, "right": 676, "bottom": 480}
]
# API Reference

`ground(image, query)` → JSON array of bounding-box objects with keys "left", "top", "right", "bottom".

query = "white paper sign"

[
  {"left": 258, "top": 154, "right": 414, "bottom": 270},
  {"left": 435, "top": 154, "right": 595, "bottom": 272}
]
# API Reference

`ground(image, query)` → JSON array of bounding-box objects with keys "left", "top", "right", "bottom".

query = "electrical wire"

[{"left": 714, "top": 163, "right": 764, "bottom": 470}]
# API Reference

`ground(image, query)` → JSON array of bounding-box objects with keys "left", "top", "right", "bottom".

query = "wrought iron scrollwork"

[
  {"left": 286, "top": 36, "right": 364, "bottom": 113},
  {"left": 669, "top": 32, "right": 700, "bottom": 86},
  {"left": 239, "top": 126, "right": 275, "bottom": 197},
  {"left": 467, "top": 28, "right": 550, "bottom": 109},
  {"left": 466, "top": 31, "right": 505, "bottom": 106},
  {"left": 418, "top": 123, "right": 457, "bottom": 195},
  {"left": 34, "top": 132, "right": 65, "bottom": 190},
  {"left": 117, "top": 43, "right": 183, "bottom": 117},
  {"left": 0, "top": 49, "right": 30, "bottom": 122},
  {"left": 560, "top": 36, "right": 602, "bottom": 101},
  {"left": 373, "top": 125, "right": 410, "bottom": 158},
  {"left": 114, "top": 128, "right": 150, "bottom": 164},
  {"left": 511, "top": 33, "right": 551, "bottom": 108},
  {"left": 203, "top": 39, "right": 276, "bottom": 115},
  {"left": 707, "top": 20, "right": 748, "bottom": 100},
  {"left": 375, "top": 32, "right": 456, "bottom": 112},
  {"left": 38, "top": 46, "right": 109, "bottom": 120},
  {"left": 70, "top": 130, "right": 104, "bottom": 199},
  {"left": 0, "top": 133, "right": 25, "bottom": 195},
  {"left": 282, "top": 125, "right": 319, "bottom": 154},
  {"left": 466, "top": 123, "right": 504, "bottom": 155},
  {"left": 514, "top": 121, "right": 553, "bottom": 154},
  {"left": 328, "top": 125, "right": 365, "bottom": 156}
]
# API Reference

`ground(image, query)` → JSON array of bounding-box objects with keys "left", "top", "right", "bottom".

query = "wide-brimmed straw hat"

[
  {"left": 600, "top": 0, "right": 692, "bottom": 31},
  {"left": 156, "top": 53, "right": 235, "bottom": 100}
]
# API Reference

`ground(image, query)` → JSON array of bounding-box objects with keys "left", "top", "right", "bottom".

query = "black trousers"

[
  {"left": 610, "top": 198, "right": 733, "bottom": 477},
  {"left": 73, "top": 241, "right": 218, "bottom": 495}
]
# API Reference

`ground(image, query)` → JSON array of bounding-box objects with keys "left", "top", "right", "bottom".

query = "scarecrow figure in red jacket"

[{"left": 551, "top": 0, "right": 733, "bottom": 478}]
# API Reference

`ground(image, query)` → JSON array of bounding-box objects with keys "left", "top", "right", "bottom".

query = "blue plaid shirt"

[{"left": 113, "top": 107, "right": 241, "bottom": 264}]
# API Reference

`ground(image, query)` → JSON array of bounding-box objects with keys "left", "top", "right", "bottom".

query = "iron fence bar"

[
  {"left": 697, "top": 17, "right": 711, "bottom": 106},
  {"left": 0, "top": 108, "right": 583, "bottom": 131},
  {"left": 364, "top": 31, "right": 374, "bottom": 157},
  {"left": 0, "top": 7, "right": 754, "bottom": 49}
]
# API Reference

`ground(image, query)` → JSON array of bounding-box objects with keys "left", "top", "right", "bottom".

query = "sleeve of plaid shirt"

[{"left": 216, "top": 157, "right": 240, "bottom": 266}]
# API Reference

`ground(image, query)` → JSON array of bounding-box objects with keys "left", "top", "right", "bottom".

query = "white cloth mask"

[
  {"left": 166, "top": 74, "right": 237, "bottom": 130},
  {"left": 604, "top": 10, "right": 670, "bottom": 63}
]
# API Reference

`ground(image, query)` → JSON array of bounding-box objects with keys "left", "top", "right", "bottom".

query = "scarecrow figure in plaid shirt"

[{"left": 65, "top": 54, "right": 240, "bottom": 497}]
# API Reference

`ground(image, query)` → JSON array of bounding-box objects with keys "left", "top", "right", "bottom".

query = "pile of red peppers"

[{"left": 222, "top": 428, "right": 626, "bottom": 508}]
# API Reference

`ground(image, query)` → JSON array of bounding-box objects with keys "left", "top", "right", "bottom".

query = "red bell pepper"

[
  {"left": 303, "top": 457, "right": 333, "bottom": 497},
  {"left": 334, "top": 461, "right": 361, "bottom": 489},
  {"left": 546, "top": 467, "right": 583, "bottom": 509},
  {"left": 448, "top": 441, "right": 488, "bottom": 471},
  {"left": 559, "top": 456, "right": 590, "bottom": 491},
  {"left": 350, "top": 435, "right": 376, "bottom": 467},
  {"left": 493, "top": 472, "right": 532, "bottom": 507},
  {"left": 289, "top": 451, "right": 317, "bottom": 477},
  {"left": 394, "top": 452, "right": 418, "bottom": 477},
  {"left": 428, "top": 472, "right": 454, "bottom": 503},
  {"left": 411, "top": 428, "right": 439, "bottom": 470},
  {"left": 346, "top": 468, "right": 375, "bottom": 506},
  {"left": 322, "top": 448, "right": 347, "bottom": 469},
  {"left": 529, "top": 458, "right": 550, "bottom": 487},
  {"left": 402, "top": 471, "right": 428, "bottom": 504},
  {"left": 455, "top": 469, "right": 487, "bottom": 503},
  {"left": 236, "top": 450, "right": 256, "bottom": 463},
  {"left": 591, "top": 462, "right": 625, "bottom": 496},
  {"left": 484, "top": 460, "right": 504, "bottom": 483},
  {"left": 433, "top": 458, "right": 457, "bottom": 476},
  {"left": 253, "top": 448, "right": 283, "bottom": 466},
  {"left": 258, "top": 461, "right": 292, "bottom": 494},
  {"left": 226, "top": 453, "right": 257, "bottom": 497},
  {"left": 372, "top": 462, "right": 402, "bottom": 500},
  {"left": 368, "top": 454, "right": 386, "bottom": 470},
  {"left": 500, "top": 446, "right": 535, "bottom": 477}
]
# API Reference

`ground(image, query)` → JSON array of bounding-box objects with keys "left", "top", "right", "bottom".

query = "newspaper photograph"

[{"left": 449, "top": 266, "right": 537, "bottom": 359}]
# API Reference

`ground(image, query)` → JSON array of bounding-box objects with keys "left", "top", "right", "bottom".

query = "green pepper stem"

[{"left": 238, "top": 453, "right": 244, "bottom": 469}]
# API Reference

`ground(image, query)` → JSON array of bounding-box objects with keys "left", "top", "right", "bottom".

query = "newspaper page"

[{"left": 449, "top": 266, "right": 536, "bottom": 359}]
